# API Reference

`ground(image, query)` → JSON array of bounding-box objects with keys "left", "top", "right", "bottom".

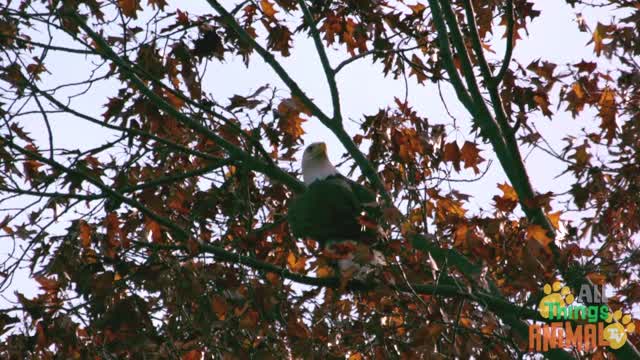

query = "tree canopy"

[{"left": 1, "top": 0, "right": 639, "bottom": 358}]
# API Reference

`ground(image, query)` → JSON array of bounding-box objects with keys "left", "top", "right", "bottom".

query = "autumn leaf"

[
  {"left": 570, "top": 141, "right": 591, "bottom": 168},
  {"left": 102, "top": 97, "right": 126, "bottom": 122},
  {"left": 260, "top": 0, "right": 277, "bottom": 18},
  {"left": 287, "top": 317, "right": 310, "bottom": 338},
  {"left": 265, "top": 272, "right": 281, "bottom": 285},
  {"left": 587, "top": 273, "right": 606, "bottom": 285},
  {"left": 277, "top": 98, "right": 307, "bottom": 145},
  {"left": 23, "top": 159, "right": 43, "bottom": 183},
  {"left": 164, "top": 89, "right": 185, "bottom": 109},
  {"left": 238, "top": 309, "right": 259, "bottom": 329},
  {"left": 35, "top": 276, "right": 59, "bottom": 292},
  {"left": 574, "top": 60, "right": 597, "bottom": 73},
  {"left": 547, "top": 211, "right": 562, "bottom": 230},
  {"left": 193, "top": 29, "right": 224, "bottom": 60},
  {"left": 527, "top": 224, "right": 552, "bottom": 247},
  {"left": 316, "top": 265, "right": 333, "bottom": 278},
  {"left": 460, "top": 141, "right": 485, "bottom": 174},
  {"left": 147, "top": 0, "right": 167, "bottom": 10},
  {"left": 78, "top": 220, "right": 92, "bottom": 248},
  {"left": 436, "top": 198, "right": 466, "bottom": 220},
  {"left": 181, "top": 350, "right": 201, "bottom": 360},
  {"left": 26, "top": 61, "right": 48, "bottom": 81},
  {"left": 598, "top": 87, "right": 617, "bottom": 143},
  {"left": 443, "top": 141, "right": 461, "bottom": 171},
  {"left": 118, "top": 0, "right": 142, "bottom": 19},
  {"left": 459, "top": 317, "right": 473, "bottom": 328},
  {"left": 287, "top": 252, "right": 306, "bottom": 273},
  {"left": 527, "top": 60, "right": 556, "bottom": 81},
  {"left": 408, "top": 3, "right": 426, "bottom": 15},
  {"left": 494, "top": 183, "right": 518, "bottom": 213},
  {"left": 591, "top": 22, "right": 612, "bottom": 56},
  {"left": 454, "top": 223, "right": 469, "bottom": 247},
  {"left": 266, "top": 25, "right": 292, "bottom": 57},
  {"left": 210, "top": 294, "right": 228, "bottom": 320},
  {"left": 145, "top": 219, "right": 163, "bottom": 243},
  {"left": 408, "top": 54, "right": 427, "bottom": 84},
  {"left": 105, "top": 212, "right": 121, "bottom": 246},
  {"left": 497, "top": 183, "right": 518, "bottom": 202}
]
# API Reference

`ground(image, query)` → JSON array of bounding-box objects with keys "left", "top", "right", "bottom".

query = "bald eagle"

[{"left": 287, "top": 142, "right": 383, "bottom": 257}]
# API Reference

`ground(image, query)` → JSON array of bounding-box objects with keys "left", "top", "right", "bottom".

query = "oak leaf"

[
  {"left": 443, "top": 142, "right": 461, "bottom": 171},
  {"left": 118, "top": 0, "right": 142, "bottom": 19},
  {"left": 527, "top": 224, "right": 552, "bottom": 247},
  {"left": 260, "top": 0, "right": 277, "bottom": 18},
  {"left": 78, "top": 220, "right": 92, "bottom": 248},
  {"left": 598, "top": 88, "right": 616, "bottom": 143}
]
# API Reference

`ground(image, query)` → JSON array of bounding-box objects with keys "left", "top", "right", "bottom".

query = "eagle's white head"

[{"left": 302, "top": 142, "right": 339, "bottom": 185}]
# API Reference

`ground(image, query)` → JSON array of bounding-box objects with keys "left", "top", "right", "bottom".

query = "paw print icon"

[
  {"left": 604, "top": 310, "right": 636, "bottom": 349},
  {"left": 538, "top": 281, "right": 575, "bottom": 319}
]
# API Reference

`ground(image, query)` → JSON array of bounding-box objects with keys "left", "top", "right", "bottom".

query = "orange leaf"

[
  {"left": 459, "top": 317, "right": 473, "bottom": 327},
  {"left": 105, "top": 212, "right": 121, "bottom": 246},
  {"left": 78, "top": 220, "right": 92, "bottom": 248},
  {"left": 316, "top": 265, "right": 333, "bottom": 278},
  {"left": 443, "top": 142, "right": 461, "bottom": 171},
  {"left": 287, "top": 252, "right": 306, "bottom": 273},
  {"left": 260, "top": 0, "right": 277, "bottom": 18},
  {"left": 598, "top": 88, "right": 617, "bottom": 143},
  {"left": 454, "top": 223, "right": 468, "bottom": 247},
  {"left": 35, "top": 276, "right": 58, "bottom": 292},
  {"left": 164, "top": 89, "right": 185, "bottom": 109},
  {"left": 408, "top": 3, "right": 426, "bottom": 15},
  {"left": 265, "top": 272, "right": 281, "bottom": 285},
  {"left": 460, "top": 141, "right": 485, "bottom": 174},
  {"left": 497, "top": 183, "right": 518, "bottom": 202},
  {"left": 527, "top": 224, "right": 552, "bottom": 247},
  {"left": 210, "top": 294, "right": 228, "bottom": 320},
  {"left": 148, "top": 0, "right": 167, "bottom": 10},
  {"left": 182, "top": 349, "right": 202, "bottom": 360},
  {"left": 145, "top": 219, "right": 163, "bottom": 243},
  {"left": 587, "top": 272, "right": 606, "bottom": 285},
  {"left": 118, "top": 0, "right": 142, "bottom": 18},
  {"left": 239, "top": 309, "right": 259, "bottom": 329},
  {"left": 547, "top": 211, "right": 562, "bottom": 230}
]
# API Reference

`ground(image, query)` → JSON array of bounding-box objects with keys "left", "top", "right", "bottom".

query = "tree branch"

[
  {"left": 298, "top": 0, "right": 342, "bottom": 122},
  {"left": 495, "top": 0, "right": 514, "bottom": 85},
  {"left": 132, "top": 239, "right": 543, "bottom": 324}
]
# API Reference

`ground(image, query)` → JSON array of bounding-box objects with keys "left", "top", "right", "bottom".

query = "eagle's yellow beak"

[
  {"left": 318, "top": 142, "right": 327, "bottom": 155},
  {"left": 304, "top": 142, "right": 329, "bottom": 161}
]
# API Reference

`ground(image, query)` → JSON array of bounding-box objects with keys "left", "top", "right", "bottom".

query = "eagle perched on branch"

[{"left": 287, "top": 142, "right": 384, "bottom": 271}]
